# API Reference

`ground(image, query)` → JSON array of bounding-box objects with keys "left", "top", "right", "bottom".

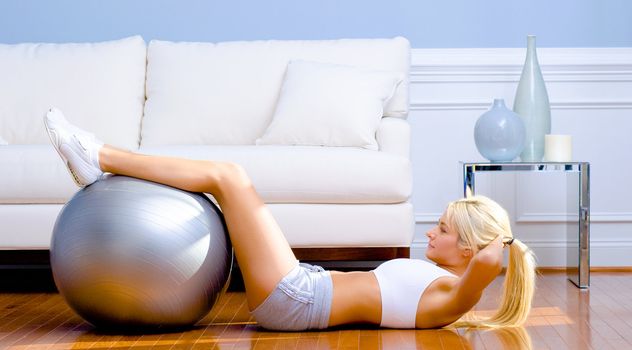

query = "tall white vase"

[{"left": 513, "top": 35, "right": 551, "bottom": 162}]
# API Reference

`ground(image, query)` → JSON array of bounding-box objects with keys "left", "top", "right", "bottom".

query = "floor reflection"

[
  {"left": 377, "top": 326, "right": 533, "bottom": 350},
  {"left": 463, "top": 326, "right": 533, "bottom": 350}
]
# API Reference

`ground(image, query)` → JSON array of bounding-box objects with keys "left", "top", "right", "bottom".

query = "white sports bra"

[{"left": 372, "top": 258, "right": 456, "bottom": 328}]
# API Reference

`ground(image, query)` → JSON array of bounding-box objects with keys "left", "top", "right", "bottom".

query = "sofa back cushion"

[
  {"left": 141, "top": 37, "right": 410, "bottom": 146},
  {"left": 0, "top": 36, "right": 146, "bottom": 149}
]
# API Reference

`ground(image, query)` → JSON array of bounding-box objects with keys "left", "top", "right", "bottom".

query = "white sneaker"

[
  {"left": 44, "top": 108, "right": 104, "bottom": 187},
  {"left": 46, "top": 107, "right": 96, "bottom": 141}
]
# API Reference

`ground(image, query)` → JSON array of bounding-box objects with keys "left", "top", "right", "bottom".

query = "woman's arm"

[
  {"left": 417, "top": 236, "right": 505, "bottom": 328},
  {"left": 450, "top": 235, "right": 504, "bottom": 313}
]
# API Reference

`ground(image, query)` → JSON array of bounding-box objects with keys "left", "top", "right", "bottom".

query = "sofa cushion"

[
  {"left": 141, "top": 37, "right": 410, "bottom": 146},
  {"left": 0, "top": 145, "right": 78, "bottom": 203},
  {"left": 0, "top": 145, "right": 411, "bottom": 204},
  {"left": 268, "top": 203, "right": 414, "bottom": 247},
  {"left": 256, "top": 60, "right": 403, "bottom": 150},
  {"left": 141, "top": 146, "right": 412, "bottom": 204},
  {"left": 0, "top": 36, "right": 146, "bottom": 149}
]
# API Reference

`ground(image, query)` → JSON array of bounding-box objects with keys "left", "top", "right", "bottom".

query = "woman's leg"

[
  {"left": 45, "top": 109, "right": 298, "bottom": 310},
  {"left": 99, "top": 146, "right": 228, "bottom": 194},
  {"left": 99, "top": 146, "right": 299, "bottom": 310}
]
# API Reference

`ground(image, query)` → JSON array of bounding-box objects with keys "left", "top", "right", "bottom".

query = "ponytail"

[{"left": 452, "top": 238, "right": 537, "bottom": 328}]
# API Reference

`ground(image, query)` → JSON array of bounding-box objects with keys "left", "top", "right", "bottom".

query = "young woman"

[{"left": 44, "top": 107, "right": 536, "bottom": 331}]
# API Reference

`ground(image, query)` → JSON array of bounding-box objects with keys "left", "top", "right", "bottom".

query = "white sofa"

[{"left": 0, "top": 36, "right": 413, "bottom": 262}]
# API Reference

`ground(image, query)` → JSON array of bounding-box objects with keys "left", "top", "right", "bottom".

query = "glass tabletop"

[{"left": 461, "top": 162, "right": 589, "bottom": 172}]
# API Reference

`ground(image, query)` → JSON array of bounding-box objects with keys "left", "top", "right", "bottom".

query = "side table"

[{"left": 462, "top": 162, "right": 590, "bottom": 288}]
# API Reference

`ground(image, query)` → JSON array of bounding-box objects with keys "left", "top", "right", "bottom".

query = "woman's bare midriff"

[
  {"left": 328, "top": 271, "right": 382, "bottom": 327},
  {"left": 328, "top": 271, "right": 463, "bottom": 328}
]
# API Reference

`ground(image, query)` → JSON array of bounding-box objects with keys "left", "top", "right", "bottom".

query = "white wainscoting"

[{"left": 408, "top": 47, "right": 632, "bottom": 266}]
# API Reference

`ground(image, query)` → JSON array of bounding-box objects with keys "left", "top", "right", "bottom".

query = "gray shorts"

[{"left": 250, "top": 262, "right": 333, "bottom": 331}]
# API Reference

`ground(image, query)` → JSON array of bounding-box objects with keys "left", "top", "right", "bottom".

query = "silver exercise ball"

[{"left": 50, "top": 175, "right": 233, "bottom": 329}]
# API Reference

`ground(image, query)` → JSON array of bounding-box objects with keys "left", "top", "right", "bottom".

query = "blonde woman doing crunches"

[{"left": 44, "top": 107, "right": 536, "bottom": 331}]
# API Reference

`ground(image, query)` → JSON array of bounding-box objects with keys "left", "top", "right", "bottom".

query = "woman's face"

[{"left": 425, "top": 212, "right": 470, "bottom": 267}]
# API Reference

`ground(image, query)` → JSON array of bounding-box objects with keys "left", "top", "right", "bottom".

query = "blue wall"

[{"left": 1, "top": 0, "right": 630, "bottom": 47}]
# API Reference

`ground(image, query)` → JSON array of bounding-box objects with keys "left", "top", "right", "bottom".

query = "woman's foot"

[{"left": 44, "top": 107, "right": 104, "bottom": 187}]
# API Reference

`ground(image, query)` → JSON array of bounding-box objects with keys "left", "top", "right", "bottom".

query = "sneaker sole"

[{"left": 44, "top": 116, "right": 85, "bottom": 187}]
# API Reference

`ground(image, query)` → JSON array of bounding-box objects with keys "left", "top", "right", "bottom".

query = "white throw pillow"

[
  {"left": 0, "top": 135, "right": 7, "bottom": 145},
  {"left": 256, "top": 60, "right": 403, "bottom": 150}
]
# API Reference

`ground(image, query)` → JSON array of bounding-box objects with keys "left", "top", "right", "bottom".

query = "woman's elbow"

[{"left": 474, "top": 251, "right": 503, "bottom": 274}]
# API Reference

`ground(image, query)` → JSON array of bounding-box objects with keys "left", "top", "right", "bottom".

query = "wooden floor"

[{"left": 1, "top": 271, "right": 632, "bottom": 349}]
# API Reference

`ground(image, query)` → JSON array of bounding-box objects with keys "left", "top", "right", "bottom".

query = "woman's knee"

[{"left": 218, "top": 162, "right": 252, "bottom": 189}]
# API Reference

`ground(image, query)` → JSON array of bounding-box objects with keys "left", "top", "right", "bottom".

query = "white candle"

[{"left": 544, "top": 134, "right": 572, "bottom": 162}]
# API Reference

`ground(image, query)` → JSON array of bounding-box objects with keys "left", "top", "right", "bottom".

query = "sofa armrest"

[{"left": 376, "top": 117, "right": 410, "bottom": 158}]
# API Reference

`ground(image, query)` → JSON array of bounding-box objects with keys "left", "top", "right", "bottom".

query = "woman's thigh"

[{"left": 215, "top": 177, "right": 299, "bottom": 310}]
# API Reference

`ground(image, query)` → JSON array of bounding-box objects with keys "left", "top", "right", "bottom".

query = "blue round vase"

[{"left": 474, "top": 99, "right": 526, "bottom": 162}]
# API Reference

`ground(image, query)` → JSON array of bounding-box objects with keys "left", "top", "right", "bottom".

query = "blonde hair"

[{"left": 446, "top": 195, "right": 536, "bottom": 328}]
